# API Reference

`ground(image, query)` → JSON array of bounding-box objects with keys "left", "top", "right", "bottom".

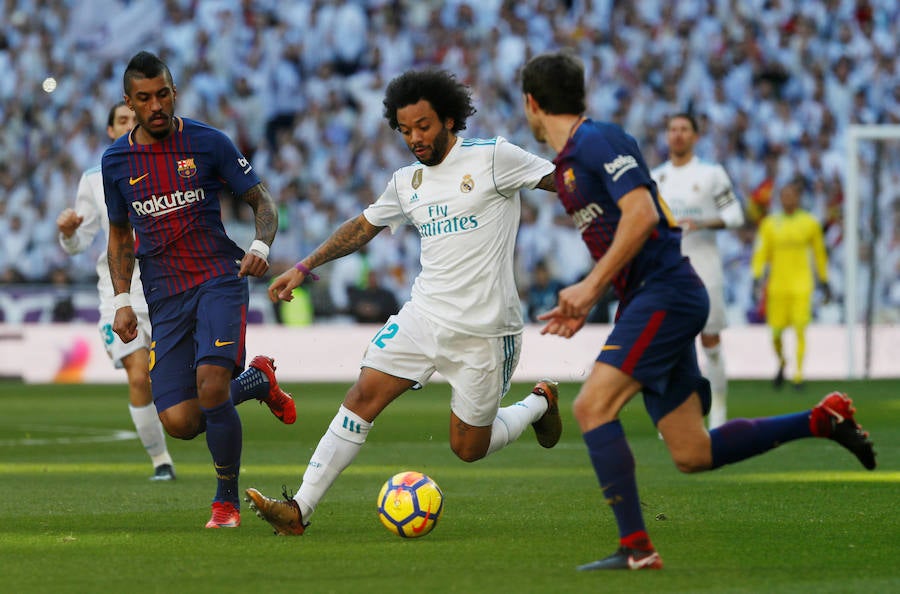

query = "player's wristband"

[
  {"left": 248, "top": 239, "right": 270, "bottom": 261},
  {"left": 294, "top": 261, "right": 320, "bottom": 281},
  {"left": 113, "top": 293, "right": 132, "bottom": 311}
]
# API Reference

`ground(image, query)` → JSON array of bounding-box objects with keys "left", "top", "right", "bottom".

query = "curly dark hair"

[{"left": 383, "top": 69, "right": 476, "bottom": 133}]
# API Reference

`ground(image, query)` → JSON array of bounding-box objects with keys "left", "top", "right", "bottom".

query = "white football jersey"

[
  {"left": 364, "top": 136, "right": 554, "bottom": 337},
  {"left": 59, "top": 166, "right": 147, "bottom": 312},
  {"left": 651, "top": 156, "right": 742, "bottom": 286}
]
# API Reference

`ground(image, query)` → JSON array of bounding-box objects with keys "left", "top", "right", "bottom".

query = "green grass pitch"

[{"left": 0, "top": 379, "right": 897, "bottom": 593}]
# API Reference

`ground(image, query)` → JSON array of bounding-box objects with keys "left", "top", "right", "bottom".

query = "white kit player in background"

[
  {"left": 56, "top": 102, "right": 176, "bottom": 481},
  {"left": 244, "top": 69, "right": 561, "bottom": 535},
  {"left": 651, "top": 113, "right": 745, "bottom": 429}
]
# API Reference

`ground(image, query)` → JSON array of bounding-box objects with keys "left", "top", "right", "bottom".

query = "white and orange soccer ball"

[{"left": 376, "top": 471, "right": 444, "bottom": 538}]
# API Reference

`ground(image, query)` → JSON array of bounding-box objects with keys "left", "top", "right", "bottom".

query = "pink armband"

[{"left": 294, "top": 262, "right": 320, "bottom": 281}]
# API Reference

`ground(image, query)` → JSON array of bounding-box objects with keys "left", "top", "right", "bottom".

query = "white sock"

[
  {"left": 486, "top": 393, "right": 547, "bottom": 455},
  {"left": 704, "top": 344, "right": 727, "bottom": 428},
  {"left": 128, "top": 403, "right": 172, "bottom": 468},
  {"left": 296, "top": 405, "right": 371, "bottom": 520}
]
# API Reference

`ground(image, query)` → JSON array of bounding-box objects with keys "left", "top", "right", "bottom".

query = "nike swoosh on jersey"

[
  {"left": 601, "top": 345, "right": 622, "bottom": 351},
  {"left": 129, "top": 173, "right": 150, "bottom": 185},
  {"left": 214, "top": 339, "right": 235, "bottom": 347}
]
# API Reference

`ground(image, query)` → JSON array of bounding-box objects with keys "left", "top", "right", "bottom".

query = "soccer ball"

[{"left": 376, "top": 471, "right": 444, "bottom": 538}]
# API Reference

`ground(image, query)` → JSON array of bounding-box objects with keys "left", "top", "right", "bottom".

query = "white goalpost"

[{"left": 843, "top": 124, "right": 900, "bottom": 378}]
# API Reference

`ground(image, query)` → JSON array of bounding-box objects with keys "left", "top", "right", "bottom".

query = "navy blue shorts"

[
  {"left": 148, "top": 274, "right": 248, "bottom": 412},
  {"left": 598, "top": 267, "right": 711, "bottom": 425}
]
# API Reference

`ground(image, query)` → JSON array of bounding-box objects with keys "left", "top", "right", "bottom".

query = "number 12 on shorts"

[{"left": 371, "top": 322, "right": 399, "bottom": 349}]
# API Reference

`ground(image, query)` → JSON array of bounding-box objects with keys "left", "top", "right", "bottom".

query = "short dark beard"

[
  {"left": 417, "top": 126, "right": 452, "bottom": 166},
  {"left": 143, "top": 117, "right": 174, "bottom": 140},
  {"left": 669, "top": 148, "right": 690, "bottom": 161},
  {"left": 146, "top": 126, "right": 172, "bottom": 140}
]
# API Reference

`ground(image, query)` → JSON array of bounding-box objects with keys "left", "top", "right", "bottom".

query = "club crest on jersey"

[
  {"left": 563, "top": 168, "right": 577, "bottom": 193},
  {"left": 460, "top": 174, "right": 474, "bottom": 193},
  {"left": 412, "top": 168, "right": 423, "bottom": 189},
  {"left": 176, "top": 158, "right": 197, "bottom": 178}
]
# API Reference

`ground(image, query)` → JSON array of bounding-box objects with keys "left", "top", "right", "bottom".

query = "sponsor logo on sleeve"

[{"left": 603, "top": 154, "right": 638, "bottom": 182}]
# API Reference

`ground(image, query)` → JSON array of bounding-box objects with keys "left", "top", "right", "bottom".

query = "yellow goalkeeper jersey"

[{"left": 751, "top": 209, "right": 828, "bottom": 296}]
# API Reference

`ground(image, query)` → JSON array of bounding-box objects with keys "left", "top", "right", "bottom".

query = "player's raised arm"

[
  {"left": 58, "top": 168, "right": 105, "bottom": 254},
  {"left": 268, "top": 213, "right": 384, "bottom": 303},
  {"left": 56, "top": 208, "right": 85, "bottom": 247},
  {"left": 107, "top": 220, "right": 138, "bottom": 343},
  {"left": 238, "top": 182, "right": 278, "bottom": 278}
]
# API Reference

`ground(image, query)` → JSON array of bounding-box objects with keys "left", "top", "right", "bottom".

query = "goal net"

[{"left": 843, "top": 124, "right": 900, "bottom": 378}]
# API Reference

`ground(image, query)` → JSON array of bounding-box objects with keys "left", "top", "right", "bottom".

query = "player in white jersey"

[
  {"left": 56, "top": 102, "right": 176, "bottom": 481},
  {"left": 245, "top": 69, "right": 560, "bottom": 535},
  {"left": 651, "top": 113, "right": 744, "bottom": 428}
]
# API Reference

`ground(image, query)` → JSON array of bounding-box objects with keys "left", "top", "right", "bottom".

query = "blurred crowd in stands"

[{"left": 1, "top": 0, "right": 898, "bottom": 324}]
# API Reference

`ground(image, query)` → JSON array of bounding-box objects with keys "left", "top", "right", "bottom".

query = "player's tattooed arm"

[
  {"left": 535, "top": 172, "right": 556, "bottom": 192},
  {"left": 107, "top": 221, "right": 136, "bottom": 295},
  {"left": 108, "top": 220, "right": 139, "bottom": 343},
  {"left": 268, "top": 214, "right": 384, "bottom": 302},
  {"left": 306, "top": 214, "right": 383, "bottom": 269},
  {"left": 241, "top": 182, "right": 278, "bottom": 246}
]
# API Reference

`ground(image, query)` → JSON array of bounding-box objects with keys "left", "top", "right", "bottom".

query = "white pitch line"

[{"left": 0, "top": 425, "right": 137, "bottom": 446}]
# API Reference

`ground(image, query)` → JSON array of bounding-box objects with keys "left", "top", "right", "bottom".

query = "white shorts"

[
  {"left": 703, "top": 283, "right": 727, "bottom": 335},
  {"left": 361, "top": 302, "right": 522, "bottom": 427},
  {"left": 97, "top": 303, "right": 152, "bottom": 369}
]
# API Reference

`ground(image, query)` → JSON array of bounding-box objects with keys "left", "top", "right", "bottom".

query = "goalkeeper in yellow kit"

[{"left": 751, "top": 180, "right": 831, "bottom": 389}]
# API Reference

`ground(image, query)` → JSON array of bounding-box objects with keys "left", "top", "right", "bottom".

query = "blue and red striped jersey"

[
  {"left": 102, "top": 117, "right": 261, "bottom": 303},
  {"left": 553, "top": 119, "right": 686, "bottom": 301}
]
